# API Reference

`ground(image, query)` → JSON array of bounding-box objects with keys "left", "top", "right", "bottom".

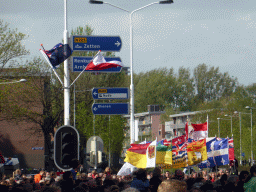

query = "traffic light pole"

[{"left": 64, "top": 0, "right": 70, "bottom": 126}]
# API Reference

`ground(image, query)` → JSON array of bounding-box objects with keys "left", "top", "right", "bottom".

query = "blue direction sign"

[
  {"left": 92, "top": 103, "right": 129, "bottom": 115},
  {"left": 71, "top": 57, "right": 122, "bottom": 73},
  {"left": 71, "top": 36, "right": 122, "bottom": 52},
  {"left": 92, "top": 88, "right": 129, "bottom": 100}
]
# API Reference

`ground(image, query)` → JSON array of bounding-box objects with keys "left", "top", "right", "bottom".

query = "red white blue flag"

[
  {"left": 40, "top": 43, "right": 73, "bottom": 68},
  {"left": 228, "top": 137, "right": 234, "bottom": 161},
  {"left": 85, "top": 50, "right": 123, "bottom": 70}
]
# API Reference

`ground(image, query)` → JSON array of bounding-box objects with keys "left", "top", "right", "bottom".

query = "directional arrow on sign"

[
  {"left": 71, "top": 36, "right": 122, "bottom": 52},
  {"left": 115, "top": 41, "right": 121, "bottom": 47},
  {"left": 92, "top": 88, "right": 129, "bottom": 100},
  {"left": 92, "top": 103, "right": 129, "bottom": 115}
]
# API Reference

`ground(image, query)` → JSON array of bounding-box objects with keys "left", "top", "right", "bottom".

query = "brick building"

[
  {"left": 0, "top": 72, "right": 51, "bottom": 169},
  {"left": 122, "top": 105, "right": 165, "bottom": 149}
]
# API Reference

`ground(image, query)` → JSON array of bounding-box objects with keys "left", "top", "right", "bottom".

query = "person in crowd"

[
  {"left": 13, "top": 169, "right": 22, "bottom": 181},
  {"left": 244, "top": 165, "right": 256, "bottom": 192},
  {"left": 157, "top": 179, "right": 187, "bottom": 192},
  {"left": 236, "top": 170, "right": 249, "bottom": 192},
  {"left": 91, "top": 170, "right": 98, "bottom": 179},
  {"left": 130, "top": 169, "right": 149, "bottom": 192},
  {"left": 59, "top": 171, "right": 74, "bottom": 192},
  {"left": 104, "top": 167, "right": 112, "bottom": 177},
  {"left": 174, "top": 169, "right": 185, "bottom": 181},
  {"left": 70, "top": 159, "right": 81, "bottom": 180},
  {"left": 163, "top": 171, "right": 171, "bottom": 180},
  {"left": 34, "top": 170, "right": 46, "bottom": 183},
  {"left": 149, "top": 167, "right": 162, "bottom": 192}
]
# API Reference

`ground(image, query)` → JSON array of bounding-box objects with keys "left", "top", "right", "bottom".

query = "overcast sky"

[{"left": 1, "top": 0, "right": 256, "bottom": 86}]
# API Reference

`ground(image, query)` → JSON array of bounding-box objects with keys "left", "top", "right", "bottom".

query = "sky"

[{"left": 1, "top": 0, "right": 256, "bottom": 86}]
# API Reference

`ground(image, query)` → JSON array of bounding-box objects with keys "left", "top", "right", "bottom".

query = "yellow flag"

[{"left": 187, "top": 139, "right": 207, "bottom": 166}]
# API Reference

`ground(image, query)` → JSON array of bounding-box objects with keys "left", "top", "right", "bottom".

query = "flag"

[
  {"left": 85, "top": 50, "right": 123, "bottom": 70},
  {"left": 118, "top": 140, "right": 148, "bottom": 175},
  {"left": 124, "top": 140, "right": 156, "bottom": 168},
  {"left": 0, "top": 152, "right": 5, "bottom": 164},
  {"left": 186, "top": 122, "right": 208, "bottom": 141},
  {"left": 156, "top": 143, "right": 172, "bottom": 165},
  {"left": 163, "top": 139, "right": 172, "bottom": 146},
  {"left": 117, "top": 162, "right": 137, "bottom": 176},
  {"left": 198, "top": 137, "right": 229, "bottom": 168},
  {"left": 228, "top": 137, "right": 235, "bottom": 161},
  {"left": 40, "top": 43, "right": 73, "bottom": 68},
  {"left": 187, "top": 139, "right": 207, "bottom": 166},
  {"left": 172, "top": 135, "right": 186, "bottom": 146},
  {"left": 172, "top": 141, "right": 188, "bottom": 168}
]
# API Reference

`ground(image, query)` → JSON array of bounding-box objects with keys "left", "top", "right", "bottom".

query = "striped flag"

[{"left": 228, "top": 137, "right": 234, "bottom": 161}]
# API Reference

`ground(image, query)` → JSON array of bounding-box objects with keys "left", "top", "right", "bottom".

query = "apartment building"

[{"left": 164, "top": 111, "right": 201, "bottom": 140}]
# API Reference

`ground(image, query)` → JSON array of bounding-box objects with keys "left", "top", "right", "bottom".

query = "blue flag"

[
  {"left": 43, "top": 43, "right": 73, "bottom": 67},
  {"left": 198, "top": 137, "right": 229, "bottom": 168}
]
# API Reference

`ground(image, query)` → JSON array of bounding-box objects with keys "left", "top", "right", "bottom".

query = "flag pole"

[
  {"left": 207, "top": 114, "right": 209, "bottom": 138},
  {"left": 155, "top": 137, "right": 157, "bottom": 168},
  {"left": 63, "top": 0, "right": 70, "bottom": 126},
  {"left": 39, "top": 49, "right": 64, "bottom": 86},
  {"left": 69, "top": 50, "right": 100, "bottom": 88}
]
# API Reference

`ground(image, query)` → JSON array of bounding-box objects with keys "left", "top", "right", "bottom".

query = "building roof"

[
  {"left": 168, "top": 111, "right": 201, "bottom": 118},
  {"left": 123, "top": 111, "right": 165, "bottom": 118}
]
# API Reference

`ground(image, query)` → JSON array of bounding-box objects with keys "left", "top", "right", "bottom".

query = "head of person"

[
  {"left": 15, "top": 169, "right": 22, "bottom": 176},
  {"left": 239, "top": 170, "right": 249, "bottom": 182},
  {"left": 250, "top": 165, "right": 256, "bottom": 177},
  {"left": 157, "top": 179, "right": 187, "bottom": 192},
  {"left": 63, "top": 171, "right": 73, "bottom": 181},
  {"left": 105, "top": 167, "right": 111, "bottom": 173},
  {"left": 220, "top": 174, "right": 228, "bottom": 186},
  {"left": 152, "top": 167, "right": 161, "bottom": 177},
  {"left": 174, "top": 169, "right": 184, "bottom": 180},
  {"left": 136, "top": 169, "right": 147, "bottom": 181},
  {"left": 92, "top": 170, "right": 97, "bottom": 175},
  {"left": 40, "top": 170, "right": 46, "bottom": 176},
  {"left": 165, "top": 171, "right": 170, "bottom": 178},
  {"left": 70, "top": 159, "right": 80, "bottom": 170}
]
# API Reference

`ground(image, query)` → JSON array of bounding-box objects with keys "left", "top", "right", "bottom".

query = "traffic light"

[{"left": 54, "top": 125, "right": 79, "bottom": 171}]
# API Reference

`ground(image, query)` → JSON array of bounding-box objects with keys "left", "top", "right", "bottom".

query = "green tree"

[
  {"left": 0, "top": 57, "right": 63, "bottom": 169},
  {"left": 0, "top": 19, "right": 29, "bottom": 74},
  {"left": 134, "top": 68, "right": 176, "bottom": 113},
  {"left": 192, "top": 64, "right": 237, "bottom": 107}
]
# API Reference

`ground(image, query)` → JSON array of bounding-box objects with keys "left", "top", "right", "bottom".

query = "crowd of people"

[{"left": 0, "top": 161, "right": 255, "bottom": 192}]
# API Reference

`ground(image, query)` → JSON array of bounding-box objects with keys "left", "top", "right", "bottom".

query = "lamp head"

[
  {"left": 234, "top": 111, "right": 238, "bottom": 114},
  {"left": 159, "top": 0, "right": 174, "bottom": 4},
  {"left": 19, "top": 79, "right": 27, "bottom": 83},
  {"left": 89, "top": 0, "right": 103, "bottom": 4},
  {"left": 217, "top": 118, "right": 220, "bottom": 120},
  {"left": 245, "top": 106, "right": 250, "bottom": 109}
]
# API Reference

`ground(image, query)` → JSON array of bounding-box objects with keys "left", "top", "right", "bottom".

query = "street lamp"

[
  {"left": 89, "top": 0, "right": 173, "bottom": 144},
  {"left": 245, "top": 106, "right": 255, "bottom": 165},
  {"left": 234, "top": 111, "right": 242, "bottom": 165},
  {"left": 217, "top": 118, "right": 220, "bottom": 138},
  {"left": 224, "top": 114, "right": 233, "bottom": 136},
  {"left": 234, "top": 111, "right": 251, "bottom": 165},
  {"left": 0, "top": 79, "right": 27, "bottom": 84}
]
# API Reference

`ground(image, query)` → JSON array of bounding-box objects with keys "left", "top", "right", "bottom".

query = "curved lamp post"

[
  {"left": 245, "top": 106, "right": 255, "bottom": 165},
  {"left": 89, "top": 0, "right": 173, "bottom": 144},
  {"left": 0, "top": 79, "right": 27, "bottom": 85}
]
